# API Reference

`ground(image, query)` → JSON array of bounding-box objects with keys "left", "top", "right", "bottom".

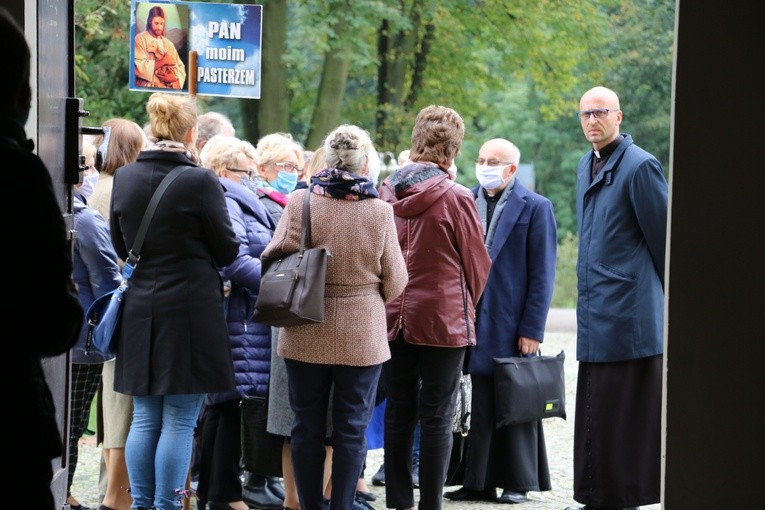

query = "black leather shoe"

[
  {"left": 371, "top": 464, "right": 385, "bottom": 486},
  {"left": 356, "top": 491, "right": 376, "bottom": 502},
  {"left": 265, "top": 476, "right": 286, "bottom": 501},
  {"left": 242, "top": 481, "right": 284, "bottom": 509},
  {"left": 443, "top": 487, "right": 497, "bottom": 502},
  {"left": 353, "top": 494, "right": 376, "bottom": 510},
  {"left": 498, "top": 490, "right": 529, "bottom": 504}
]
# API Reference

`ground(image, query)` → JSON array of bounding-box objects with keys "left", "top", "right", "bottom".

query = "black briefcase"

[{"left": 492, "top": 350, "right": 566, "bottom": 427}]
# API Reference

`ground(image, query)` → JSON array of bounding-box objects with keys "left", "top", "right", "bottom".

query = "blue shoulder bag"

[{"left": 85, "top": 166, "right": 185, "bottom": 355}]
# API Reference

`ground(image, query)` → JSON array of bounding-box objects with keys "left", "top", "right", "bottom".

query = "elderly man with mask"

[{"left": 446, "top": 137, "right": 557, "bottom": 504}]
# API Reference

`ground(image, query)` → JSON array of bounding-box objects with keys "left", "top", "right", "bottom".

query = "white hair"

[{"left": 324, "top": 124, "right": 373, "bottom": 174}]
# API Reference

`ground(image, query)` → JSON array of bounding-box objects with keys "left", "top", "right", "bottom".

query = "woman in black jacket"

[{"left": 109, "top": 92, "right": 239, "bottom": 510}]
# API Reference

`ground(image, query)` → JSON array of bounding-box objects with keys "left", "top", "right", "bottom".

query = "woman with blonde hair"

[
  {"left": 304, "top": 145, "right": 326, "bottom": 183},
  {"left": 193, "top": 134, "right": 277, "bottom": 510},
  {"left": 246, "top": 132, "right": 304, "bottom": 224},
  {"left": 244, "top": 131, "right": 308, "bottom": 510},
  {"left": 109, "top": 92, "right": 239, "bottom": 510}
]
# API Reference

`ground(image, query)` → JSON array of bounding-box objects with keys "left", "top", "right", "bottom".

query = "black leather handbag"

[{"left": 253, "top": 187, "right": 330, "bottom": 327}]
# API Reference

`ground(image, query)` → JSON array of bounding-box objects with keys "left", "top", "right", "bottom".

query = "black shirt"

[
  {"left": 591, "top": 134, "right": 625, "bottom": 181},
  {"left": 483, "top": 185, "right": 507, "bottom": 226}
]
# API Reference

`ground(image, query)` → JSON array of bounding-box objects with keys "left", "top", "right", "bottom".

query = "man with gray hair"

[
  {"left": 196, "top": 111, "right": 235, "bottom": 152},
  {"left": 445, "top": 137, "right": 557, "bottom": 504}
]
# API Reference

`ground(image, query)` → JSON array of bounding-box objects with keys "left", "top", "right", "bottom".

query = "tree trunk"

[
  {"left": 305, "top": 19, "right": 352, "bottom": 151},
  {"left": 239, "top": 98, "right": 260, "bottom": 143},
  {"left": 256, "top": 0, "right": 289, "bottom": 138},
  {"left": 375, "top": 0, "right": 425, "bottom": 150}
]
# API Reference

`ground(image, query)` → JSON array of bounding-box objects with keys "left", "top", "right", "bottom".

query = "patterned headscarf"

[{"left": 310, "top": 167, "right": 379, "bottom": 200}]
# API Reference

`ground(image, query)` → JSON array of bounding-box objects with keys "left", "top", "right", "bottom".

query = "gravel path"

[{"left": 71, "top": 310, "right": 660, "bottom": 510}]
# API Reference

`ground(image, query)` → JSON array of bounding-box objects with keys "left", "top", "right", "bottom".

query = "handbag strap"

[
  {"left": 123, "top": 165, "right": 187, "bottom": 278},
  {"left": 299, "top": 185, "right": 313, "bottom": 252}
]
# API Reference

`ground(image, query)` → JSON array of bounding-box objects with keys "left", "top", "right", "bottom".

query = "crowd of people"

[{"left": 8, "top": 4, "right": 668, "bottom": 509}]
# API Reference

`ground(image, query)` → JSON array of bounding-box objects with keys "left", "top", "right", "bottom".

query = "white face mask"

[
  {"left": 79, "top": 172, "right": 99, "bottom": 199},
  {"left": 475, "top": 164, "right": 507, "bottom": 189}
]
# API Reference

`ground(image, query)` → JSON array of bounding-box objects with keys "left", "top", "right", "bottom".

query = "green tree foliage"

[
  {"left": 551, "top": 231, "right": 578, "bottom": 308},
  {"left": 75, "top": 0, "right": 149, "bottom": 127},
  {"left": 74, "top": 0, "right": 675, "bottom": 242},
  {"left": 594, "top": 0, "right": 675, "bottom": 170},
  {"left": 363, "top": 0, "right": 612, "bottom": 154}
]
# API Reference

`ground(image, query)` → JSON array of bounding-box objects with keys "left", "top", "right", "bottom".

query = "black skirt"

[
  {"left": 572, "top": 355, "right": 662, "bottom": 507},
  {"left": 448, "top": 374, "right": 552, "bottom": 492}
]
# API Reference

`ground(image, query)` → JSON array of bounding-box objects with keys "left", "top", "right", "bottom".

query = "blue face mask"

[{"left": 272, "top": 170, "right": 298, "bottom": 194}]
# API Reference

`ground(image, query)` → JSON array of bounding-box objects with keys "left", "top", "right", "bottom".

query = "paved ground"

[{"left": 71, "top": 309, "right": 660, "bottom": 510}]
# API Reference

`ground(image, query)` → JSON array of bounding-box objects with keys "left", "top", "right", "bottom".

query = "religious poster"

[{"left": 130, "top": 1, "right": 263, "bottom": 99}]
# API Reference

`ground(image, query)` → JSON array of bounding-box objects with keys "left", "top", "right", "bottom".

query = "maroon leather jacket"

[{"left": 380, "top": 164, "right": 491, "bottom": 347}]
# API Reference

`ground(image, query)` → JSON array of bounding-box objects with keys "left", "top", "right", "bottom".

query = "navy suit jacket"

[{"left": 468, "top": 181, "right": 557, "bottom": 376}]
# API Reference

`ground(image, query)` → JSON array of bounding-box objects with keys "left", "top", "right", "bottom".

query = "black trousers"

[
  {"left": 383, "top": 333, "right": 465, "bottom": 510},
  {"left": 196, "top": 399, "right": 244, "bottom": 505},
  {"left": 285, "top": 359, "right": 381, "bottom": 510},
  {"left": 462, "top": 374, "right": 551, "bottom": 492}
]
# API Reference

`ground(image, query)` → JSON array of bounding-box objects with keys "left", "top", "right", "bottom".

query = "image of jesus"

[{"left": 134, "top": 5, "right": 187, "bottom": 89}]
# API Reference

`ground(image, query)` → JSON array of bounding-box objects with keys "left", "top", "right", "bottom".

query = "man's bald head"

[
  {"left": 580, "top": 86, "right": 620, "bottom": 110},
  {"left": 579, "top": 86, "right": 623, "bottom": 150},
  {"left": 480, "top": 138, "right": 521, "bottom": 164}
]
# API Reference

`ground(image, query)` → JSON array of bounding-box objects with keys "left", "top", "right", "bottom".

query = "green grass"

[{"left": 85, "top": 396, "right": 98, "bottom": 436}]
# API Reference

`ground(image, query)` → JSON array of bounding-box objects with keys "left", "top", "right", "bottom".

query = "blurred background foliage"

[{"left": 74, "top": 0, "right": 675, "bottom": 306}]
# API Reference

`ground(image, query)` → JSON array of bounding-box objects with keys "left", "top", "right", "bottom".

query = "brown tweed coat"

[{"left": 261, "top": 189, "right": 407, "bottom": 367}]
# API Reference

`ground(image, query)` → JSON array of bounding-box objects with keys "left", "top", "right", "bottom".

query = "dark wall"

[
  {"left": 11, "top": 0, "right": 77, "bottom": 506},
  {"left": 664, "top": 1, "right": 765, "bottom": 506}
]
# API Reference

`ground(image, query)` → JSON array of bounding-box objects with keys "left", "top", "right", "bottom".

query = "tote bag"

[
  {"left": 493, "top": 350, "right": 566, "bottom": 427},
  {"left": 253, "top": 246, "right": 329, "bottom": 327}
]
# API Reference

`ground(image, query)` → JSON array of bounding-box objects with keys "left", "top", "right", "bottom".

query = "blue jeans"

[
  {"left": 413, "top": 422, "right": 421, "bottom": 462},
  {"left": 126, "top": 394, "right": 205, "bottom": 510}
]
